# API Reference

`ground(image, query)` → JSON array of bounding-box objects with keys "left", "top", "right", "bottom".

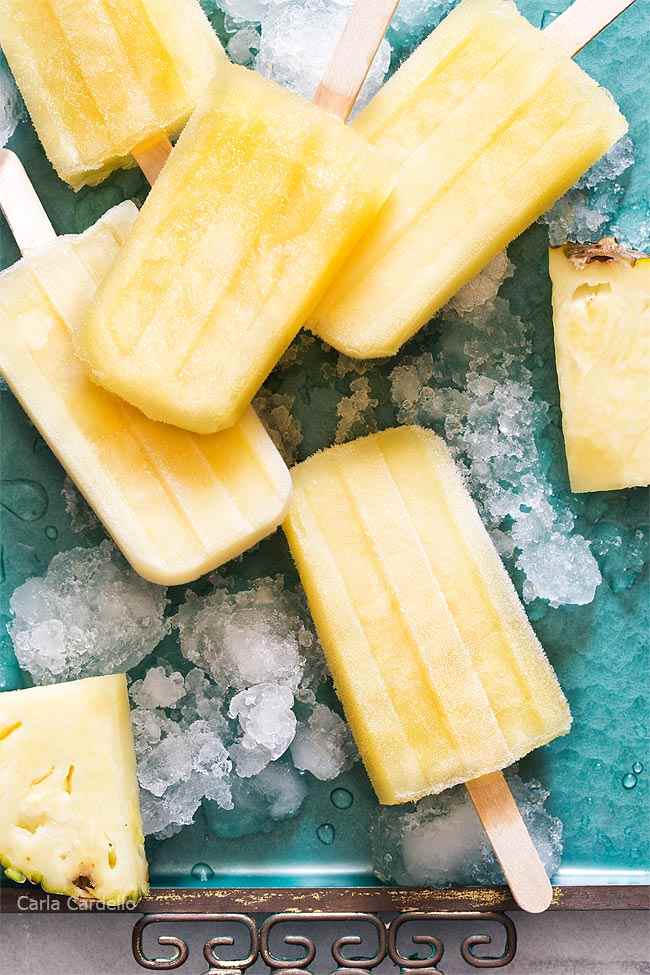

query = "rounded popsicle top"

[{"left": 0, "top": 0, "right": 224, "bottom": 189}]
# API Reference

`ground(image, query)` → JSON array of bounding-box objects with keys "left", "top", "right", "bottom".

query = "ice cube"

[
  {"left": 227, "top": 26, "right": 260, "bottom": 64},
  {"left": 370, "top": 771, "right": 563, "bottom": 886},
  {"left": 229, "top": 683, "right": 297, "bottom": 776},
  {"left": 129, "top": 663, "right": 232, "bottom": 837},
  {"left": 9, "top": 541, "right": 169, "bottom": 684},
  {"left": 176, "top": 576, "right": 322, "bottom": 694},
  {"left": 253, "top": 390, "right": 303, "bottom": 465},
  {"left": 335, "top": 377, "right": 378, "bottom": 444},
  {"left": 204, "top": 761, "right": 308, "bottom": 838},
  {"left": 0, "top": 66, "right": 21, "bottom": 147},
  {"left": 61, "top": 477, "right": 99, "bottom": 534},
  {"left": 130, "top": 666, "right": 186, "bottom": 710},
  {"left": 291, "top": 703, "right": 357, "bottom": 780}
]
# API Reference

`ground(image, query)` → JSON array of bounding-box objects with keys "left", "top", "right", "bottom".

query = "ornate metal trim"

[{"left": 132, "top": 910, "right": 517, "bottom": 973}]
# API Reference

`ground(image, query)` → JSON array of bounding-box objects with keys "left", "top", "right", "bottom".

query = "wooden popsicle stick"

[
  {"left": 132, "top": 133, "right": 174, "bottom": 187},
  {"left": 314, "top": 0, "right": 399, "bottom": 120},
  {"left": 544, "top": 0, "right": 637, "bottom": 56},
  {"left": 466, "top": 772, "right": 553, "bottom": 914},
  {"left": 0, "top": 149, "right": 56, "bottom": 253}
]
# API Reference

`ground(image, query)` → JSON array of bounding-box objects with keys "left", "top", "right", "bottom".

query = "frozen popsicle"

[
  {"left": 310, "top": 0, "right": 631, "bottom": 358},
  {"left": 0, "top": 0, "right": 223, "bottom": 190},
  {"left": 76, "top": 1, "right": 399, "bottom": 435},
  {"left": 0, "top": 150, "right": 291, "bottom": 586},
  {"left": 549, "top": 240, "right": 650, "bottom": 493},
  {"left": 284, "top": 426, "right": 571, "bottom": 911}
]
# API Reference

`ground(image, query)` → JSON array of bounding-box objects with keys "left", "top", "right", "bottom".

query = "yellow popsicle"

[
  {"left": 549, "top": 241, "right": 650, "bottom": 493},
  {"left": 77, "top": 62, "right": 389, "bottom": 435},
  {"left": 0, "top": 201, "right": 291, "bottom": 585},
  {"left": 310, "top": 0, "right": 628, "bottom": 358},
  {"left": 0, "top": 0, "right": 223, "bottom": 189},
  {"left": 284, "top": 427, "right": 571, "bottom": 804}
]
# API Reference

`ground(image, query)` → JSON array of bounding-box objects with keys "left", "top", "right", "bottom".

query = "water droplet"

[
  {"left": 316, "top": 823, "right": 335, "bottom": 846},
  {"left": 45, "top": 526, "right": 58, "bottom": 541},
  {"left": 1, "top": 479, "right": 48, "bottom": 522},
  {"left": 632, "top": 762, "right": 643, "bottom": 775},
  {"left": 622, "top": 773, "right": 637, "bottom": 790},
  {"left": 330, "top": 788, "right": 353, "bottom": 810},
  {"left": 190, "top": 862, "right": 214, "bottom": 882}
]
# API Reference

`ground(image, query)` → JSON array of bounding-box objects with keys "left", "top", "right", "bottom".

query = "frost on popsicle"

[
  {"left": 371, "top": 771, "right": 562, "bottom": 886},
  {"left": 9, "top": 541, "right": 169, "bottom": 684}
]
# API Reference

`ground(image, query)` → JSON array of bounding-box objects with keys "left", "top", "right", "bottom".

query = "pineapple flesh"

[
  {"left": 0, "top": 674, "right": 148, "bottom": 905},
  {"left": 549, "top": 241, "right": 650, "bottom": 493}
]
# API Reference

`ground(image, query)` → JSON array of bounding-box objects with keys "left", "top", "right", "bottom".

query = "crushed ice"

[
  {"left": 9, "top": 541, "right": 169, "bottom": 684},
  {"left": 127, "top": 576, "right": 356, "bottom": 836},
  {"left": 541, "top": 136, "right": 635, "bottom": 246},
  {"left": 61, "top": 476, "right": 99, "bottom": 534},
  {"left": 218, "top": 0, "right": 390, "bottom": 109},
  {"left": 390, "top": 279, "right": 603, "bottom": 607},
  {"left": 371, "top": 771, "right": 563, "bottom": 886},
  {"left": 0, "top": 66, "right": 22, "bottom": 148}
]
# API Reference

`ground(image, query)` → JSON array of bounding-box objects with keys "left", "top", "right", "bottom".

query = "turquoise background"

[{"left": 1, "top": 0, "right": 648, "bottom": 888}]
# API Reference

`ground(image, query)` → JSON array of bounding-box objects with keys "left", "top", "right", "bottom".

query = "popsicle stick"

[
  {"left": 314, "top": 0, "right": 399, "bottom": 120},
  {"left": 466, "top": 772, "right": 553, "bottom": 914},
  {"left": 133, "top": 134, "right": 173, "bottom": 187},
  {"left": 0, "top": 149, "right": 56, "bottom": 253},
  {"left": 544, "top": 0, "right": 637, "bottom": 56}
]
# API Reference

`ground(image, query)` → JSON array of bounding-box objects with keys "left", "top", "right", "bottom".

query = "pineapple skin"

[
  {"left": 0, "top": 675, "right": 149, "bottom": 906},
  {"left": 549, "top": 246, "right": 650, "bottom": 493}
]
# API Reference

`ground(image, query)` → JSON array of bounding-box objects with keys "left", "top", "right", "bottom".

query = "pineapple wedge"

[
  {"left": 549, "top": 241, "right": 650, "bottom": 493},
  {"left": 0, "top": 674, "right": 148, "bottom": 905}
]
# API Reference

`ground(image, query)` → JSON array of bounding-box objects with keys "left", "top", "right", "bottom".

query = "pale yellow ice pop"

[
  {"left": 0, "top": 0, "right": 223, "bottom": 189},
  {"left": 0, "top": 151, "right": 291, "bottom": 586},
  {"left": 285, "top": 426, "right": 571, "bottom": 804},
  {"left": 549, "top": 241, "right": 650, "bottom": 493},
  {"left": 77, "top": 59, "right": 389, "bottom": 435},
  {"left": 285, "top": 426, "right": 571, "bottom": 911},
  {"left": 311, "top": 0, "right": 630, "bottom": 358}
]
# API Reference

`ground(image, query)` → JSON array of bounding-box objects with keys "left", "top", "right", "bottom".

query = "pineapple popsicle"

[
  {"left": 0, "top": 154, "right": 291, "bottom": 586},
  {"left": 77, "top": 61, "right": 390, "bottom": 435},
  {"left": 0, "top": 0, "right": 223, "bottom": 190},
  {"left": 284, "top": 427, "right": 571, "bottom": 805},
  {"left": 311, "top": 0, "right": 629, "bottom": 358},
  {"left": 549, "top": 240, "right": 650, "bottom": 493}
]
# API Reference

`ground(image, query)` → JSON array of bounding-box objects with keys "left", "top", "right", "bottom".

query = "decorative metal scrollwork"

[{"left": 132, "top": 909, "right": 516, "bottom": 974}]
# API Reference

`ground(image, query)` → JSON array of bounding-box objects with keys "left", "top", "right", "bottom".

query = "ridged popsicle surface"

[
  {"left": 284, "top": 427, "right": 571, "bottom": 804},
  {"left": 0, "top": 204, "right": 291, "bottom": 585},
  {"left": 78, "top": 63, "right": 390, "bottom": 434},
  {"left": 311, "top": 0, "right": 628, "bottom": 358}
]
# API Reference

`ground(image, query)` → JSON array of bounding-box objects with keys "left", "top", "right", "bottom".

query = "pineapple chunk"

[
  {"left": 0, "top": 675, "right": 148, "bottom": 905},
  {"left": 549, "top": 241, "right": 650, "bottom": 493}
]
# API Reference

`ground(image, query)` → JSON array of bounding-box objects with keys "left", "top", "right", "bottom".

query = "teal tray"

[{"left": 0, "top": 0, "right": 648, "bottom": 898}]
